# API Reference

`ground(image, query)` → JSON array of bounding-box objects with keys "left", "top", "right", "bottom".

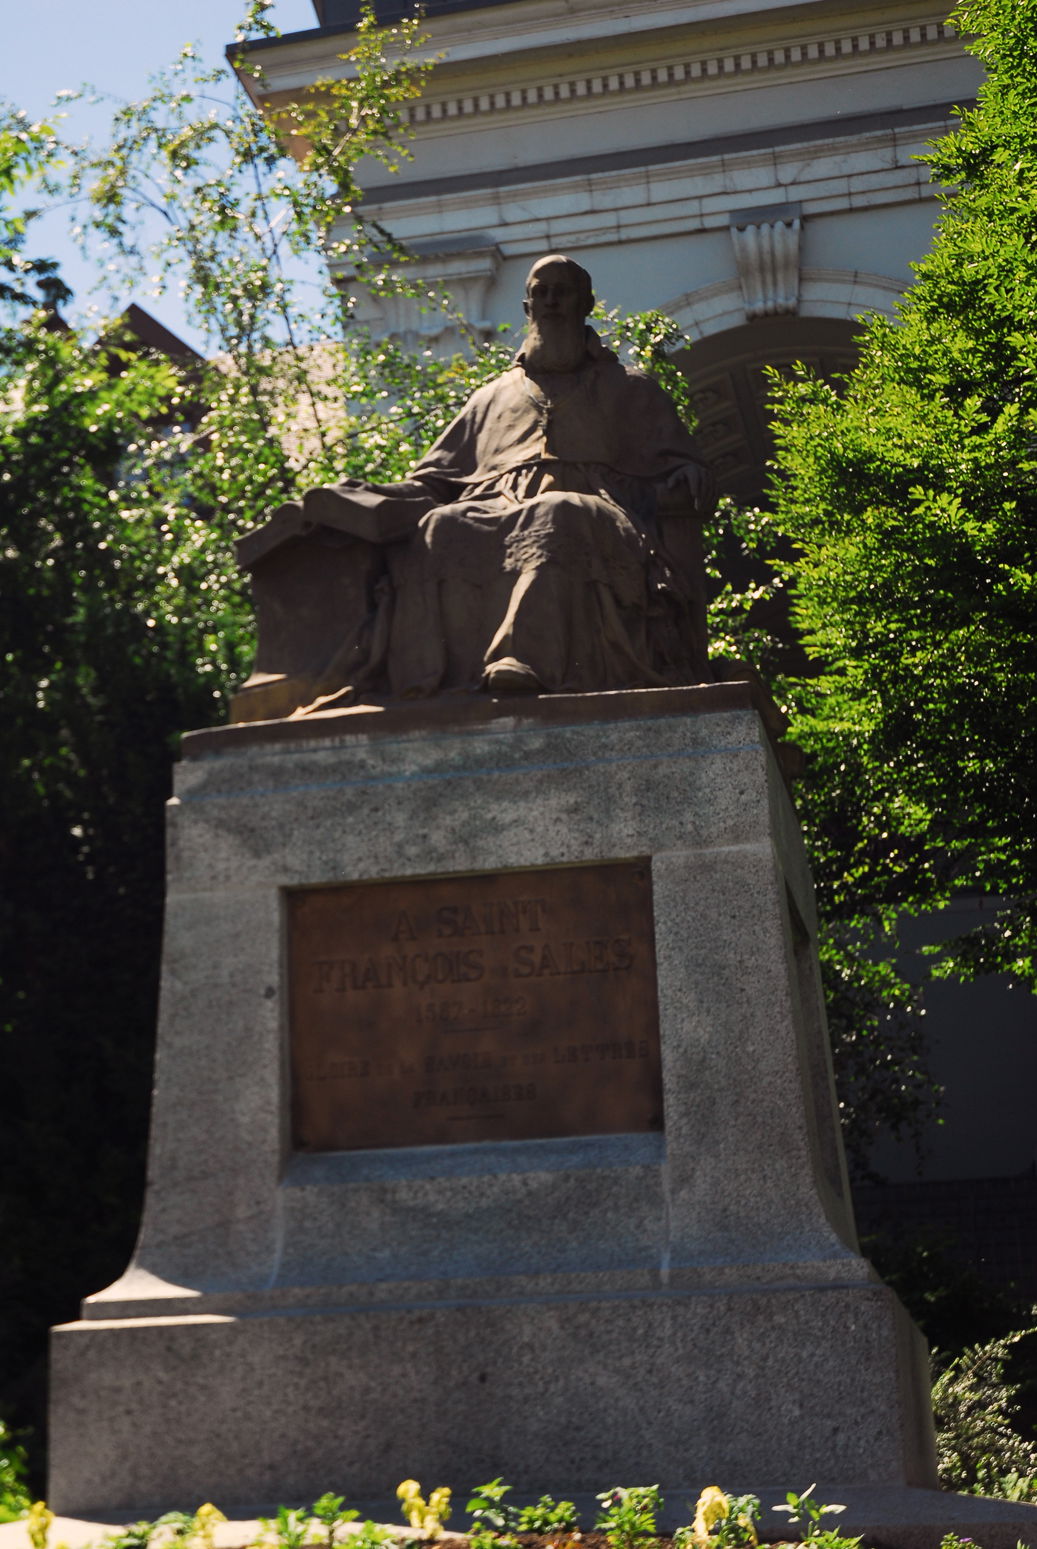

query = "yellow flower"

[
  {"left": 692, "top": 1488, "right": 729, "bottom": 1544},
  {"left": 427, "top": 1488, "right": 451, "bottom": 1524},
  {"left": 396, "top": 1482, "right": 451, "bottom": 1540},
  {"left": 397, "top": 1481, "right": 427, "bottom": 1532},
  {"left": 27, "top": 1502, "right": 54, "bottom": 1549},
  {"left": 191, "top": 1502, "right": 228, "bottom": 1549}
]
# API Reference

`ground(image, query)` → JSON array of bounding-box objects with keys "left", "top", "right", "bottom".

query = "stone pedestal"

[{"left": 50, "top": 685, "right": 936, "bottom": 1517}]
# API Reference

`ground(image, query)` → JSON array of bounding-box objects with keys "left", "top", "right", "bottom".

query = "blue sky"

[{"left": 1, "top": 0, "right": 320, "bottom": 348}]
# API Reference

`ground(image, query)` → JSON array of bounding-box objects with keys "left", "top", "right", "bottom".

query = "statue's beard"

[{"left": 523, "top": 318, "right": 588, "bottom": 373}]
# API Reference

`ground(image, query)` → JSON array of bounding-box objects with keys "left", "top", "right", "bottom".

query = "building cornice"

[
  {"left": 238, "top": 2, "right": 962, "bottom": 107},
  {"left": 394, "top": 18, "right": 959, "bottom": 130},
  {"left": 242, "top": 0, "right": 920, "bottom": 77}
]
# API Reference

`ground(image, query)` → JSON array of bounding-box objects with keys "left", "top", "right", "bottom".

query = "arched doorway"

[{"left": 675, "top": 315, "right": 863, "bottom": 506}]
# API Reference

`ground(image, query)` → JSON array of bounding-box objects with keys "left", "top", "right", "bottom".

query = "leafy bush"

[
  {"left": 465, "top": 1480, "right": 521, "bottom": 1535},
  {"left": 0, "top": 1416, "right": 30, "bottom": 1521},
  {"left": 515, "top": 1499, "right": 579, "bottom": 1535},
  {"left": 932, "top": 1318, "right": 1037, "bottom": 1497},
  {"left": 595, "top": 1486, "right": 662, "bottom": 1549},
  {"left": 766, "top": 0, "right": 1037, "bottom": 1001}
]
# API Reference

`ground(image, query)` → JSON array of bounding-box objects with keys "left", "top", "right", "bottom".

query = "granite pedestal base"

[
  {"left": 50, "top": 685, "right": 938, "bottom": 1520},
  {"left": 53, "top": 1278, "right": 931, "bottom": 1511}
]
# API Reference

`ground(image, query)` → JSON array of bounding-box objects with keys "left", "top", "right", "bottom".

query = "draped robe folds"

[{"left": 309, "top": 331, "right": 712, "bottom": 701}]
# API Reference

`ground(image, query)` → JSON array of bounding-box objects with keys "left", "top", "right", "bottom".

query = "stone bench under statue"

[{"left": 231, "top": 254, "right": 715, "bottom": 723}]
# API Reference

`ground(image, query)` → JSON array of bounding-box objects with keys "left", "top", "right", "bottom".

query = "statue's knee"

[{"left": 530, "top": 492, "right": 592, "bottom": 533}]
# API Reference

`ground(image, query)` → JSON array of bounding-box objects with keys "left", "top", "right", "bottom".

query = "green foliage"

[
  {"left": 101, "top": 1520, "right": 177, "bottom": 1549},
  {"left": 771, "top": 1486, "right": 858, "bottom": 1549},
  {"left": 310, "top": 1493, "right": 360, "bottom": 1549},
  {"left": 258, "top": 1507, "right": 313, "bottom": 1549},
  {"left": 0, "top": 107, "right": 71, "bottom": 311},
  {"left": 86, "top": 1502, "right": 391, "bottom": 1549},
  {"left": 335, "top": 1527, "right": 391, "bottom": 1549},
  {"left": 467, "top": 1533, "right": 509, "bottom": 1549},
  {"left": 305, "top": 1505, "right": 393, "bottom": 1549},
  {"left": 814, "top": 916, "right": 935, "bottom": 1174},
  {"left": 764, "top": 0, "right": 1037, "bottom": 1034},
  {"left": 96, "top": 1506, "right": 227, "bottom": 1549},
  {"left": 932, "top": 1319, "right": 1037, "bottom": 1496},
  {"left": 465, "top": 1480, "right": 522, "bottom": 1535},
  {"left": 350, "top": 1526, "right": 396, "bottom": 1549},
  {"left": 703, "top": 500, "right": 789, "bottom": 674},
  {"left": 594, "top": 1486, "right": 662, "bottom": 1549},
  {"left": 515, "top": 1499, "right": 579, "bottom": 1535},
  {"left": 689, "top": 0, "right": 1037, "bottom": 1169},
  {"left": 594, "top": 304, "right": 696, "bottom": 429},
  {"left": 0, "top": 311, "right": 256, "bottom": 1467},
  {"left": 934, "top": 1537, "right": 1029, "bottom": 1549},
  {"left": 465, "top": 1479, "right": 578, "bottom": 1539},
  {"left": 0, "top": 1416, "right": 30, "bottom": 1522}
]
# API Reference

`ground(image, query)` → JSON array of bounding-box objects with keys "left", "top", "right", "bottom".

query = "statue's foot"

[{"left": 483, "top": 658, "right": 544, "bottom": 694}]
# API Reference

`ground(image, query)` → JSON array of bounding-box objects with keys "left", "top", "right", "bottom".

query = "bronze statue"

[{"left": 233, "top": 255, "right": 714, "bottom": 721}]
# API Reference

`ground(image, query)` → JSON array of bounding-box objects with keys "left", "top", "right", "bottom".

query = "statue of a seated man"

[{"left": 233, "top": 254, "right": 715, "bottom": 721}]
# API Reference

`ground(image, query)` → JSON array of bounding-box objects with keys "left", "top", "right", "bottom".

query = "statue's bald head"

[{"left": 523, "top": 254, "right": 595, "bottom": 320}]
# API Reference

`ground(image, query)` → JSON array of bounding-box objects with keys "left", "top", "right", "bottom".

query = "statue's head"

[{"left": 523, "top": 255, "right": 595, "bottom": 325}]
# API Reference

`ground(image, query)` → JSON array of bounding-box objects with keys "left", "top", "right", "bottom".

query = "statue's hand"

[
  {"left": 664, "top": 462, "right": 716, "bottom": 514},
  {"left": 299, "top": 478, "right": 428, "bottom": 545}
]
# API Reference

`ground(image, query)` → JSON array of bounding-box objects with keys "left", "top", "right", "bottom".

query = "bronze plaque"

[{"left": 289, "top": 861, "right": 662, "bottom": 1151}]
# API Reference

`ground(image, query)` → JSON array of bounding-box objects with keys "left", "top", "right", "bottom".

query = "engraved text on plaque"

[{"left": 289, "top": 861, "right": 661, "bottom": 1150}]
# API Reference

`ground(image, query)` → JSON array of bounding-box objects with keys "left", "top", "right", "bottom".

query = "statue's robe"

[{"left": 279, "top": 332, "right": 712, "bottom": 703}]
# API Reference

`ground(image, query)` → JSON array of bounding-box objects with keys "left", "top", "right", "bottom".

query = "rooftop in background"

[
  {"left": 311, "top": 0, "right": 518, "bottom": 25},
  {"left": 234, "top": 0, "right": 522, "bottom": 47},
  {"left": 115, "top": 303, "right": 206, "bottom": 364}
]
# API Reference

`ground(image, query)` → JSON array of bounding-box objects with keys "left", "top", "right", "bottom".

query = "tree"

[
  {"left": 739, "top": 0, "right": 1037, "bottom": 1161},
  {"left": 0, "top": 110, "right": 255, "bottom": 1476},
  {"left": 0, "top": 112, "right": 70, "bottom": 313}
]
